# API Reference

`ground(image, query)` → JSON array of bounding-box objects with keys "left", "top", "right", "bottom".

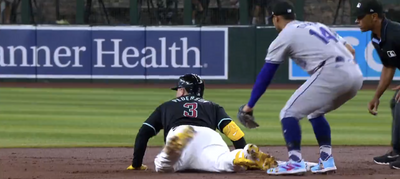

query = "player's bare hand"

[
  {"left": 391, "top": 85, "right": 400, "bottom": 90},
  {"left": 391, "top": 85, "right": 400, "bottom": 102},
  {"left": 368, "top": 97, "right": 380, "bottom": 116},
  {"left": 127, "top": 164, "right": 148, "bottom": 170},
  {"left": 242, "top": 104, "right": 253, "bottom": 113},
  {"left": 237, "top": 104, "right": 259, "bottom": 129}
]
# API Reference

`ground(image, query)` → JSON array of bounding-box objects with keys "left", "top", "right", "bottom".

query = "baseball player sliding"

[
  {"left": 127, "top": 73, "right": 278, "bottom": 173},
  {"left": 237, "top": 0, "right": 363, "bottom": 176}
]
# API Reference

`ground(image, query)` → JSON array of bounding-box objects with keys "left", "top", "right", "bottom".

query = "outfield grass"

[{"left": 0, "top": 87, "right": 395, "bottom": 148}]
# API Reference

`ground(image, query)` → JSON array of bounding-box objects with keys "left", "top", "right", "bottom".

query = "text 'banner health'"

[
  {"left": 0, "top": 26, "right": 228, "bottom": 80},
  {"left": 289, "top": 28, "right": 400, "bottom": 81}
]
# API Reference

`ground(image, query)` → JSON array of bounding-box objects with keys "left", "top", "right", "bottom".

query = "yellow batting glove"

[{"left": 127, "top": 164, "right": 148, "bottom": 170}]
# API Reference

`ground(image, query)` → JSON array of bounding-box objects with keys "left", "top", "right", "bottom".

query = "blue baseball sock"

[
  {"left": 309, "top": 115, "right": 332, "bottom": 161},
  {"left": 281, "top": 117, "right": 302, "bottom": 162}
]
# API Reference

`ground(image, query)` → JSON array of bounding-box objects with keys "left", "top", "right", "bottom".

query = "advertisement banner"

[
  {"left": 0, "top": 26, "right": 228, "bottom": 80},
  {"left": 36, "top": 26, "right": 93, "bottom": 78},
  {"left": 0, "top": 26, "right": 37, "bottom": 78},
  {"left": 289, "top": 28, "right": 400, "bottom": 80}
]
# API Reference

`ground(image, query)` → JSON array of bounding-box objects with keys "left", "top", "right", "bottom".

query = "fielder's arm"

[
  {"left": 216, "top": 105, "right": 247, "bottom": 149},
  {"left": 328, "top": 27, "right": 356, "bottom": 58},
  {"left": 345, "top": 43, "right": 355, "bottom": 58},
  {"left": 339, "top": 36, "right": 356, "bottom": 59},
  {"left": 247, "top": 32, "right": 291, "bottom": 108},
  {"left": 131, "top": 106, "right": 163, "bottom": 168}
]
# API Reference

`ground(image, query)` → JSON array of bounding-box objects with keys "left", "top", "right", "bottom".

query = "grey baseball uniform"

[{"left": 265, "top": 20, "right": 364, "bottom": 120}]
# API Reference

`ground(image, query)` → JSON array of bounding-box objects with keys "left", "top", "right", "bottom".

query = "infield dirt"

[{"left": 1, "top": 146, "right": 399, "bottom": 179}]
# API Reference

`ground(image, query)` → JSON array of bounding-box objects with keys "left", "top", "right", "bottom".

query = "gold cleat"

[
  {"left": 127, "top": 164, "right": 148, "bottom": 170},
  {"left": 245, "top": 144, "right": 278, "bottom": 170}
]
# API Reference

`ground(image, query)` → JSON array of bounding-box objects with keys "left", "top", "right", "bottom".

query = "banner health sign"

[
  {"left": 290, "top": 28, "right": 400, "bottom": 81},
  {"left": 0, "top": 26, "right": 228, "bottom": 80}
]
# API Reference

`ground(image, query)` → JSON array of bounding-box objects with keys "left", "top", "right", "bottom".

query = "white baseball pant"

[
  {"left": 280, "top": 59, "right": 363, "bottom": 120},
  {"left": 154, "top": 125, "right": 243, "bottom": 173}
]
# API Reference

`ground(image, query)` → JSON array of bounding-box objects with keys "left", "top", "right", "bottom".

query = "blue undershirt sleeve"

[{"left": 247, "top": 62, "right": 280, "bottom": 108}]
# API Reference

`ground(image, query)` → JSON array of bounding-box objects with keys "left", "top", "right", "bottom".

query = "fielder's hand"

[
  {"left": 237, "top": 104, "right": 259, "bottom": 129},
  {"left": 127, "top": 164, "right": 148, "bottom": 170}
]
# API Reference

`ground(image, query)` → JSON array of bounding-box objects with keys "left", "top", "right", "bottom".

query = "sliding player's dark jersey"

[{"left": 144, "top": 95, "right": 231, "bottom": 142}]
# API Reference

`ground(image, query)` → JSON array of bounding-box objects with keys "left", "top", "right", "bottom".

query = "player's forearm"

[
  {"left": 374, "top": 66, "right": 396, "bottom": 99},
  {"left": 232, "top": 137, "right": 246, "bottom": 149},
  {"left": 247, "top": 63, "right": 280, "bottom": 108},
  {"left": 345, "top": 43, "right": 355, "bottom": 59},
  {"left": 132, "top": 126, "right": 154, "bottom": 167},
  {"left": 219, "top": 120, "right": 246, "bottom": 148}
]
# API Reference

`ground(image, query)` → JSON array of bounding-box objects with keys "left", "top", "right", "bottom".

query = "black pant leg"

[{"left": 391, "top": 90, "right": 400, "bottom": 153}]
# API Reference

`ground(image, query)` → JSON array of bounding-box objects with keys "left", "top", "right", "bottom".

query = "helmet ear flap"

[
  {"left": 197, "top": 82, "right": 204, "bottom": 97},
  {"left": 174, "top": 73, "right": 204, "bottom": 97}
]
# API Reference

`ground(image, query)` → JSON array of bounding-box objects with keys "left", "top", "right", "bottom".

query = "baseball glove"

[{"left": 237, "top": 104, "right": 259, "bottom": 129}]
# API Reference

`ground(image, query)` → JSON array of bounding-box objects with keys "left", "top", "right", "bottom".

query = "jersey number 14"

[
  {"left": 183, "top": 102, "right": 198, "bottom": 118},
  {"left": 309, "top": 27, "right": 338, "bottom": 44}
]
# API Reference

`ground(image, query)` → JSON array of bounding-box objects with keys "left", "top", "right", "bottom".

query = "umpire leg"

[
  {"left": 374, "top": 90, "right": 400, "bottom": 165},
  {"left": 390, "top": 90, "right": 400, "bottom": 154}
]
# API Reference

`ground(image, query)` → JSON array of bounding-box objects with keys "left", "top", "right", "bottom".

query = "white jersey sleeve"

[
  {"left": 279, "top": 20, "right": 354, "bottom": 73},
  {"left": 325, "top": 25, "right": 347, "bottom": 45},
  {"left": 264, "top": 31, "right": 292, "bottom": 64}
]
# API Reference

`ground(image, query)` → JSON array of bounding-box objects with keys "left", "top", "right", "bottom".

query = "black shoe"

[
  {"left": 373, "top": 151, "right": 399, "bottom": 165},
  {"left": 390, "top": 158, "right": 400, "bottom": 170}
]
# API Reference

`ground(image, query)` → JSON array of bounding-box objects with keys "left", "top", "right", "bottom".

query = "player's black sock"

[
  {"left": 281, "top": 117, "right": 302, "bottom": 162},
  {"left": 309, "top": 115, "right": 332, "bottom": 161}
]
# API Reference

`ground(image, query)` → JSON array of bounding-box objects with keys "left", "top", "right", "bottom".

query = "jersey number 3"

[
  {"left": 309, "top": 27, "right": 338, "bottom": 44},
  {"left": 183, "top": 102, "right": 198, "bottom": 118}
]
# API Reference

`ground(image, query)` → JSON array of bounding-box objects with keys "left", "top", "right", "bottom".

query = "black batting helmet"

[{"left": 171, "top": 73, "right": 204, "bottom": 97}]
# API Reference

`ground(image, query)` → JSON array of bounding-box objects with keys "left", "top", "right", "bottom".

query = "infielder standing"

[
  {"left": 236, "top": 0, "right": 364, "bottom": 175},
  {"left": 354, "top": 0, "right": 400, "bottom": 170},
  {"left": 127, "top": 73, "right": 278, "bottom": 173}
]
